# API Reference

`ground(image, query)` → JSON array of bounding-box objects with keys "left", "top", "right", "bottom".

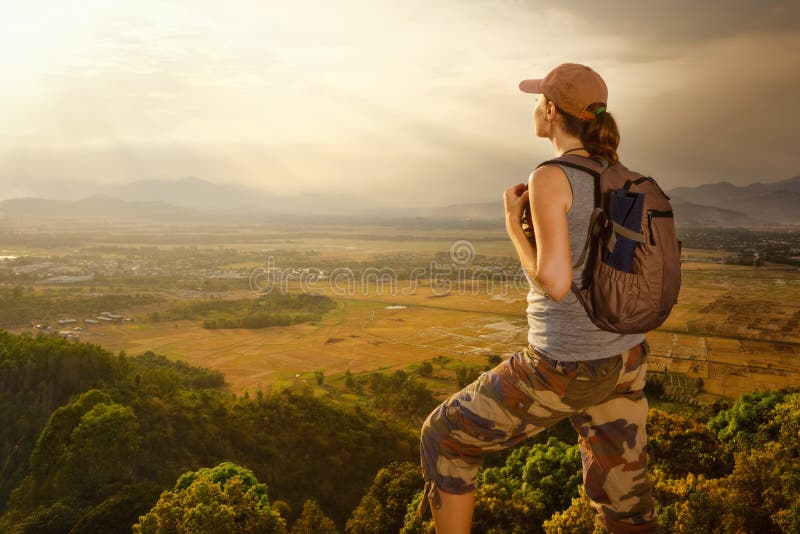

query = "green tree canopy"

[
  {"left": 133, "top": 462, "right": 287, "bottom": 534},
  {"left": 346, "top": 461, "right": 422, "bottom": 534},
  {"left": 653, "top": 393, "right": 800, "bottom": 533},
  {"left": 26, "top": 390, "right": 141, "bottom": 503},
  {"left": 481, "top": 437, "right": 582, "bottom": 514},
  {"left": 647, "top": 408, "right": 729, "bottom": 478},
  {"left": 708, "top": 389, "right": 789, "bottom": 452},
  {"left": 1, "top": 391, "right": 142, "bottom": 532},
  {"left": 543, "top": 486, "right": 602, "bottom": 534},
  {"left": 291, "top": 500, "right": 338, "bottom": 534}
]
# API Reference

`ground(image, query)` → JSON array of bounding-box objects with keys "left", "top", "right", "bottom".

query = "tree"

[
  {"left": 291, "top": 500, "right": 338, "bottom": 534},
  {"left": 416, "top": 361, "right": 433, "bottom": 377},
  {"left": 1, "top": 393, "right": 142, "bottom": 532},
  {"left": 471, "top": 480, "right": 546, "bottom": 534},
  {"left": 0, "top": 329, "right": 417, "bottom": 531},
  {"left": 451, "top": 438, "right": 582, "bottom": 534},
  {"left": 363, "top": 372, "right": 436, "bottom": 418},
  {"left": 59, "top": 402, "right": 142, "bottom": 500},
  {"left": 708, "top": 390, "right": 788, "bottom": 453},
  {"left": 480, "top": 437, "right": 582, "bottom": 514},
  {"left": 345, "top": 370, "right": 357, "bottom": 390},
  {"left": 346, "top": 461, "right": 422, "bottom": 534},
  {"left": 652, "top": 472, "right": 749, "bottom": 533},
  {"left": 455, "top": 364, "right": 469, "bottom": 388},
  {"left": 5, "top": 501, "right": 81, "bottom": 534},
  {"left": 400, "top": 491, "right": 433, "bottom": 534},
  {"left": 0, "top": 333, "right": 123, "bottom": 511},
  {"left": 26, "top": 390, "right": 141, "bottom": 502},
  {"left": 133, "top": 462, "right": 287, "bottom": 533},
  {"left": 543, "top": 486, "right": 603, "bottom": 534},
  {"left": 30, "top": 389, "right": 116, "bottom": 495},
  {"left": 722, "top": 393, "right": 800, "bottom": 533},
  {"left": 432, "top": 356, "right": 450, "bottom": 369},
  {"left": 647, "top": 409, "right": 729, "bottom": 478}
]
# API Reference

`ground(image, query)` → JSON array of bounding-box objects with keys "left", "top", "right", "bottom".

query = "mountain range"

[
  {"left": 418, "top": 175, "right": 800, "bottom": 226},
  {"left": 667, "top": 176, "right": 800, "bottom": 225},
  {"left": 1, "top": 175, "right": 797, "bottom": 227},
  {"left": 0, "top": 195, "right": 200, "bottom": 222}
]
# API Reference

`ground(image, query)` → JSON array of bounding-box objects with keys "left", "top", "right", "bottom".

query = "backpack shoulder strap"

[
  {"left": 535, "top": 156, "right": 604, "bottom": 177},
  {"left": 535, "top": 155, "right": 607, "bottom": 208}
]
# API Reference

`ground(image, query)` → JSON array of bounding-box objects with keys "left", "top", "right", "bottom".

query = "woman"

[{"left": 418, "top": 63, "right": 658, "bottom": 534}]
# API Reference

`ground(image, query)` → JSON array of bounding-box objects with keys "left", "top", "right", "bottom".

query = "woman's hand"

[{"left": 503, "top": 183, "right": 529, "bottom": 222}]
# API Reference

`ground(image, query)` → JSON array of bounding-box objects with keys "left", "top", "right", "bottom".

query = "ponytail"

[
  {"left": 552, "top": 101, "right": 620, "bottom": 164},
  {"left": 581, "top": 109, "right": 620, "bottom": 164}
]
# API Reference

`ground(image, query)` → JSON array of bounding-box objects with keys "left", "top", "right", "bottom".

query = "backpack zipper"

[
  {"left": 648, "top": 209, "right": 673, "bottom": 217},
  {"left": 645, "top": 210, "right": 672, "bottom": 245},
  {"left": 647, "top": 212, "right": 654, "bottom": 245}
]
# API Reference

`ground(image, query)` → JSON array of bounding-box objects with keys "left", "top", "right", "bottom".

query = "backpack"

[{"left": 522, "top": 154, "right": 682, "bottom": 334}]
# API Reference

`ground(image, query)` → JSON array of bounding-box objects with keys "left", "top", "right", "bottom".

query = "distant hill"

[
  {"left": 666, "top": 175, "right": 800, "bottom": 226},
  {"left": 0, "top": 178, "right": 395, "bottom": 222},
  {"left": 2, "top": 174, "right": 796, "bottom": 227},
  {"left": 0, "top": 194, "right": 447, "bottom": 227},
  {"left": 427, "top": 180, "right": 800, "bottom": 227},
  {"left": 103, "top": 177, "right": 266, "bottom": 212},
  {"left": 668, "top": 175, "right": 800, "bottom": 204},
  {"left": 423, "top": 201, "right": 502, "bottom": 220},
  {"left": 668, "top": 181, "right": 744, "bottom": 206},
  {"left": 0, "top": 195, "right": 199, "bottom": 221},
  {"left": 670, "top": 201, "right": 759, "bottom": 227},
  {"left": 426, "top": 199, "right": 764, "bottom": 227},
  {"left": 102, "top": 177, "right": 377, "bottom": 217},
  {"left": 717, "top": 190, "right": 800, "bottom": 224}
]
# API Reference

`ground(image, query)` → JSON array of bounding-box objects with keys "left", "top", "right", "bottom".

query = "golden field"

[
  {"left": 6, "top": 222, "right": 797, "bottom": 402},
  {"left": 56, "top": 241, "right": 799, "bottom": 401}
]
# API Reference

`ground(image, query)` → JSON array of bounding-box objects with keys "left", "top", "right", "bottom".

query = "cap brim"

[{"left": 519, "top": 79, "right": 543, "bottom": 93}]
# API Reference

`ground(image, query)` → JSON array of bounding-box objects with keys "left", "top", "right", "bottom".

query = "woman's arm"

[
  {"left": 503, "top": 165, "right": 573, "bottom": 301},
  {"left": 502, "top": 188, "right": 538, "bottom": 286}
]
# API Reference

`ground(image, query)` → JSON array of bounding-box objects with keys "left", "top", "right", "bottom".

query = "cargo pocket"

[
  {"left": 526, "top": 349, "right": 573, "bottom": 398},
  {"left": 562, "top": 357, "right": 623, "bottom": 409}
]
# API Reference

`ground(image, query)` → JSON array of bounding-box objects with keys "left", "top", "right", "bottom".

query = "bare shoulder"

[{"left": 528, "top": 164, "right": 572, "bottom": 213}]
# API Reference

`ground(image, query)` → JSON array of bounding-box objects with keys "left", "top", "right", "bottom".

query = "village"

[{"left": 32, "top": 311, "right": 133, "bottom": 340}]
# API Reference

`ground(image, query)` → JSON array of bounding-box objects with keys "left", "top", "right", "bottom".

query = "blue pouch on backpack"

[{"left": 603, "top": 190, "right": 644, "bottom": 272}]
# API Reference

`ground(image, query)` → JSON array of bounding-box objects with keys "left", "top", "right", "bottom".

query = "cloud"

[
  {"left": 555, "top": 0, "right": 800, "bottom": 49},
  {"left": 617, "top": 32, "right": 800, "bottom": 186},
  {"left": 0, "top": 0, "right": 797, "bottom": 206}
]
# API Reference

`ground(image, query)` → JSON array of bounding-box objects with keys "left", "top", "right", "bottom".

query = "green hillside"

[{"left": 1, "top": 330, "right": 797, "bottom": 533}]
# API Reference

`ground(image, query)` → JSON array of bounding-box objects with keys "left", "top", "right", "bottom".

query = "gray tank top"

[{"left": 522, "top": 160, "right": 645, "bottom": 361}]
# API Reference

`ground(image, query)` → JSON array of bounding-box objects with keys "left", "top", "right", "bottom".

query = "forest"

[
  {"left": 147, "top": 292, "right": 338, "bottom": 329},
  {"left": 1, "top": 329, "right": 798, "bottom": 533}
]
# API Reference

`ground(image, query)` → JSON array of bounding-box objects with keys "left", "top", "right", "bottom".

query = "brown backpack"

[{"left": 523, "top": 154, "right": 682, "bottom": 334}]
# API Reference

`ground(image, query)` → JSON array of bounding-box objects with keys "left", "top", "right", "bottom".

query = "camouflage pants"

[{"left": 419, "top": 339, "right": 657, "bottom": 534}]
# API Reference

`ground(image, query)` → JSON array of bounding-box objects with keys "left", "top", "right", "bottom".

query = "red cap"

[{"left": 519, "top": 63, "right": 608, "bottom": 121}]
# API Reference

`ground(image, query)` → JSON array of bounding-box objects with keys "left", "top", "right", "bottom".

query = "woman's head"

[{"left": 520, "top": 63, "right": 620, "bottom": 163}]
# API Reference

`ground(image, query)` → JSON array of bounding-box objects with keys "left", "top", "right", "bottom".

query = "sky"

[{"left": 1, "top": 0, "right": 799, "bottom": 207}]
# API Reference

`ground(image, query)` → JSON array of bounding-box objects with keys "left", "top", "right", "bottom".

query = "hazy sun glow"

[
  {"left": 0, "top": 3, "right": 60, "bottom": 81},
  {"left": 0, "top": 1, "right": 798, "bottom": 205}
]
